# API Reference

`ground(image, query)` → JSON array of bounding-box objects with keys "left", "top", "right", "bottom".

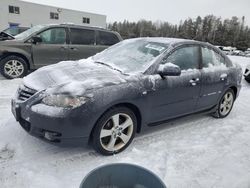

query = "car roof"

[
  {"left": 128, "top": 37, "right": 223, "bottom": 53},
  {"left": 127, "top": 37, "right": 230, "bottom": 61},
  {"left": 40, "top": 23, "right": 111, "bottom": 32},
  {"left": 129, "top": 37, "right": 208, "bottom": 46}
]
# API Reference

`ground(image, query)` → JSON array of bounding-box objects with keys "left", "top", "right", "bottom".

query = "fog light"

[{"left": 44, "top": 131, "right": 60, "bottom": 141}]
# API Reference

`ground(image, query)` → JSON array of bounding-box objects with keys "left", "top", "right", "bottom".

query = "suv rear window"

[
  {"left": 97, "top": 31, "right": 120, "bottom": 46},
  {"left": 70, "top": 28, "right": 95, "bottom": 45}
]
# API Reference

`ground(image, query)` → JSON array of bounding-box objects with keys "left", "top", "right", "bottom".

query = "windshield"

[
  {"left": 3, "top": 28, "right": 19, "bottom": 36},
  {"left": 14, "top": 25, "right": 47, "bottom": 40},
  {"left": 93, "top": 39, "right": 169, "bottom": 73}
]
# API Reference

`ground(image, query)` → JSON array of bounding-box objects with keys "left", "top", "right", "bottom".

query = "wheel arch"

[
  {"left": 229, "top": 86, "right": 237, "bottom": 98},
  {"left": 89, "top": 102, "right": 142, "bottom": 143},
  {"left": 1, "top": 52, "right": 31, "bottom": 70}
]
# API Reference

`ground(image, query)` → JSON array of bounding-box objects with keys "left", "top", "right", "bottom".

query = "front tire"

[
  {"left": 0, "top": 55, "right": 28, "bottom": 79},
  {"left": 212, "top": 89, "right": 235, "bottom": 118},
  {"left": 92, "top": 107, "right": 137, "bottom": 155}
]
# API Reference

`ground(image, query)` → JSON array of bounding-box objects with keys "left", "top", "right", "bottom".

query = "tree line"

[{"left": 107, "top": 15, "right": 250, "bottom": 51}]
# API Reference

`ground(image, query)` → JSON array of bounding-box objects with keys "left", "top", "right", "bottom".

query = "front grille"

[{"left": 18, "top": 85, "right": 37, "bottom": 101}]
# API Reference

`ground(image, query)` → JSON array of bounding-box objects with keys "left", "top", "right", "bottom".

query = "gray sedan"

[{"left": 11, "top": 38, "right": 242, "bottom": 155}]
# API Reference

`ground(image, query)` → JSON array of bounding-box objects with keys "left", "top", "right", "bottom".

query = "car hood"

[
  {"left": 0, "top": 39, "right": 24, "bottom": 45},
  {"left": 23, "top": 58, "right": 128, "bottom": 96}
]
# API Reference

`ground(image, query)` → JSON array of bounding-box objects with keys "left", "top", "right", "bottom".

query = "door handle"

[
  {"left": 220, "top": 73, "right": 228, "bottom": 81},
  {"left": 60, "top": 46, "right": 68, "bottom": 50},
  {"left": 70, "top": 47, "right": 78, "bottom": 51},
  {"left": 189, "top": 78, "right": 200, "bottom": 86}
]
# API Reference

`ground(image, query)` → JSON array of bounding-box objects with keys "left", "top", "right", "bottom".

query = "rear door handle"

[
  {"left": 189, "top": 78, "right": 200, "bottom": 86},
  {"left": 60, "top": 46, "right": 68, "bottom": 50},
  {"left": 220, "top": 73, "right": 228, "bottom": 81},
  {"left": 70, "top": 47, "right": 78, "bottom": 51}
]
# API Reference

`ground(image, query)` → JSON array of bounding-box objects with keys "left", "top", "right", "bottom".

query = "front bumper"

[{"left": 11, "top": 96, "right": 95, "bottom": 146}]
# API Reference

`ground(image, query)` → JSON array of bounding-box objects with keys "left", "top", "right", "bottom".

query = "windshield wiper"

[{"left": 94, "top": 61, "right": 127, "bottom": 75}]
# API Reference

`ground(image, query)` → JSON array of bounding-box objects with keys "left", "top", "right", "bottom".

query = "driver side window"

[
  {"left": 37, "top": 28, "right": 66, "bottom": 44},
  {"left": 163, "top": 46, "right": 200, "bottom": 71}
]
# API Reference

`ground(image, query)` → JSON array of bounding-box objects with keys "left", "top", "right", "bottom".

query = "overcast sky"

[{"left": 23, "top": 0, "right": 250, "bottom": 26}]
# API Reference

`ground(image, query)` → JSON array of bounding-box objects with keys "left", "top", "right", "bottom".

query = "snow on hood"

[{"left": 23, "top": 58, "right": 127, "bottom": 95}]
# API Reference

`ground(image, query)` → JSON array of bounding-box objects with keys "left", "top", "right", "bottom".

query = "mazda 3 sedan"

[{"left": 11, "top": 38, "right": 242, "bottom": 155}]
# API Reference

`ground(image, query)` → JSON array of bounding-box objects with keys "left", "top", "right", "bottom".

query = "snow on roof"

[{"left": 127, "top": 37, "right": 199, "bottom": 46}]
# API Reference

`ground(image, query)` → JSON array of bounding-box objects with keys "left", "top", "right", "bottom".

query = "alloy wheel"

[
  {"left": 100, "top": 113, "right": 134, "bottom": 152},
  {"left": 220, "top": 91, "right": 234, "bottom": 116},
  {"left": 4, "top": 60, "right": 24, "bottom": 78}
]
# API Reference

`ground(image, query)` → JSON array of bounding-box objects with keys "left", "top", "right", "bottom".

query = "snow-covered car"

[
  {"left": 244, "top": 64, "right": 250, "bottom": 82},
  {"left": 233, "top": 50, "right": 245, "bottom": 56},
  {"left": 11, "top": 38, "right": 242, "bottom": 155}
]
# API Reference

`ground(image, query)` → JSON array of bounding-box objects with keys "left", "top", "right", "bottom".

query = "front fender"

[{"left": 0, "top": 45, "right": 33, "bottom": 69}]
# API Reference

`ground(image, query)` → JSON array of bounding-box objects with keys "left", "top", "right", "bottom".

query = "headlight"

[{"left": 42, "top": 94, "right": 88, "bottom": 108}]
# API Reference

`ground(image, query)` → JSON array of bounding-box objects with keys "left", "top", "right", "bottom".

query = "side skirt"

[{"left": 147, "top": 105, "right": 218, "bottom": 127}]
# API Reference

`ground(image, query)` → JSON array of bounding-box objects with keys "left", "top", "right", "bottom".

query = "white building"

[{"left": 0, "top": 0, "right": 107, "bottom": 31}]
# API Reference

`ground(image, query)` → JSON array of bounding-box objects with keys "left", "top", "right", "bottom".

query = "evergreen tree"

[{"left": 107, "top": 15, "right": 250, "bottom": 50}]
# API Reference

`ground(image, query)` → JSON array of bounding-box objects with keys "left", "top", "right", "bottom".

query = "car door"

[
  {"left": 68, "top": 28, "right": 100, "bottom": 60},
  {"left": 196, "top": 46, "right": 229, "bottom": 110},
  {"left": 148, "top": 45, "right": 202, "bottom": 123},
  {"left": 32, "top": 27, "right": 69, "bottom": 67}
]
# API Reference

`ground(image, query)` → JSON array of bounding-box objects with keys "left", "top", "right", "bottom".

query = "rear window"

[
  {"left": 202, "top": 47, "right": 226, "bottom": 68},
  {"left": 97, "top": 31, "right": 120, "bottom": 46},
  {"left": 70, "top": 28, "right": 95, "bottom": 45}
]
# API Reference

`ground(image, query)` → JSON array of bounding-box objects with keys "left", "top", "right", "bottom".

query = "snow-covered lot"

[{"left": 0, "top": 56, "right": 250, "bottom": 188}]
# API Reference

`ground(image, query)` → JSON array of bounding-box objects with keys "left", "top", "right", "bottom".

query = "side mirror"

[
  {"left": 31, "top": 36, "right": 42, "bottom": 44},
  {"left": 157, "top": 63, "right": 181, "bottom": 77}
]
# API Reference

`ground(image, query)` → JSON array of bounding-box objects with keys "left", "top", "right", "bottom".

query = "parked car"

[
  {"left": 0, "top": 27, "right": 29, "bottom": 41},
  {"left": 11, "top": 38, "right": 242, "bottom": 155},
  {"left": 245, "top": 50, "right": 250, "bottom": 57},
  {"left": 232, "top": 50, "right": 245, "bottom": 56},
  {"left": 222, "top": 48, "right": 234, "bottom": 55},
  {"left": 0, "top": 24, "right": 122, "bottom": 79},
  {"left": 244, "top": 64, "right": 250, "bottom": 83}
]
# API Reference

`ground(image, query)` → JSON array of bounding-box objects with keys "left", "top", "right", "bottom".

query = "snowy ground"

[{"left": 0, "top": 56, "right": 250, "bottom": 188}]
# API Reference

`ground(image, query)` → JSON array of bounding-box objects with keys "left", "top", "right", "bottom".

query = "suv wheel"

[
  {"left": 0, "top": 55, "right": 28, "bottom": 79},
  {"left": 212, "top": 89, "right": 235, "bottom": 118},
  {"left": 92, "top": 107, "right": 137, "bottom": 155}
]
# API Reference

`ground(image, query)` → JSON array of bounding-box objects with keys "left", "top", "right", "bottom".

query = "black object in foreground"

[{"left": 80, "top": 163, "right": 166, "bottom": 188}]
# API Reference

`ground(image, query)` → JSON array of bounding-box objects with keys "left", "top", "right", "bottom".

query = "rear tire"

[
  {"left": 0, "top": 55, "right": 28, "bottom": 79},
  {"left": 212, "top": 89, "right": 235, "bottom": 118},
  {"left": 92, "top": 107, "right": 137, "bottom": 155}
]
